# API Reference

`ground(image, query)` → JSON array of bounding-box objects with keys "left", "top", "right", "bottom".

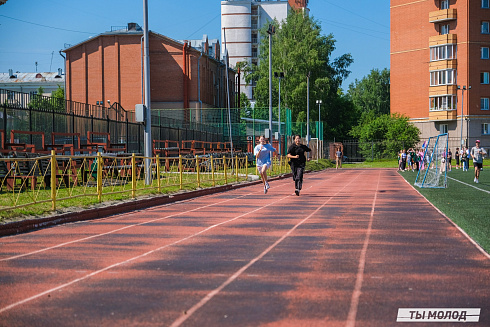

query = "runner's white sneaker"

[
  {"left": 264, "top": 186, "right": 268, "bottom": 194},
  {"left": 476, "top": 179, "right": 479, "bottom": 183},
  {"left": 265, "top": 182, "right": 270, "bottom": 190}
]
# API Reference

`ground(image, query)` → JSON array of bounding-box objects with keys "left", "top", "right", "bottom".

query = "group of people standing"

[
  {"left": 454, "top": 147, "right": 470, "bottom": 171},
  {"left": 254, "top": 135, "right": 311, "bottom": 196},
  {"left": 398, "top": 148, "right": 425, "bottom": 172},
  {"left": 398, "top": 140, "right": 487, "bottom": 184}
]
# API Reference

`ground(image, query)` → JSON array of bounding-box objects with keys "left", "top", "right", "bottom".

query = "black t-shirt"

[{"left": 287, "top": 143, "right": 311, "bottom": 167}]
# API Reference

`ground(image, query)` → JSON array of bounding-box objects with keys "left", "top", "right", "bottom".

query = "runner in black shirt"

[{"left": 287, "top": 135, "right": 311, "bottom": 196}]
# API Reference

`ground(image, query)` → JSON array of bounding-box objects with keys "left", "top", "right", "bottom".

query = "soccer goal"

[{"left": 414, "top": 133, "right": 448, "bottom": 188}]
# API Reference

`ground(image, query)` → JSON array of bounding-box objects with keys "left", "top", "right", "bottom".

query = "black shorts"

[{"left": 474, "top": 162, "right": 483, "bottom": 169}]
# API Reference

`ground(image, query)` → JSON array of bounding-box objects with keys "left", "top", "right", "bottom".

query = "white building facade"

[
  {"left": 0, "top": 71, "right": 65, "bottom": 106},
  {"left": 221, "top": 0, "right": 308, "bottom": 100}
]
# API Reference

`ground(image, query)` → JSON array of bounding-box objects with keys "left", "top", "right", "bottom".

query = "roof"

[
  {"left": 63, "top": 24, "right": 187, "bottom": 53},
  {"left": 0, "top": 72, "right": 64, "bottom": 83}
]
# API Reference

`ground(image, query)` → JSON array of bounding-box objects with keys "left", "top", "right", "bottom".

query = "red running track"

[{"left": 0, "top": 169, "right": 488, "bottom": 326}]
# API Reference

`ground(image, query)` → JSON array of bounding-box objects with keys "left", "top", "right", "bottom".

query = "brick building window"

[
  {"left": 430, "top": 95, "right": 456, "bottom": 110},
  {"left": 482, "top": 123, "right": 490, "bottom": 135},
  {"left": 440, "top": 124, "right": 448, "bottom": 134},
  {"left": 482, "top": 98, "right": 490, "bottom": 110},
  {"left": 482, "top": 47, "right": 490, "bottom": 59},
  {"left": 440, "top": 0, "right": 449, "bottom": 9},
  {"left": 482, "top": 72, "right": 490, "bottom": 84},
  {"left": 483, "top": 0, "right": 489, "bottom": 9},
  {"left": 482, "top": 21, "right": 490, "bottom": 34},
  {"left": 440, "top": 24, "right": 450, "bottom": 35},
  {"left": 430, "top": 44, "right": 457, "bottom": 61},
  {"left": 430, "top": 69, "right": 457, "bottom": 86}
]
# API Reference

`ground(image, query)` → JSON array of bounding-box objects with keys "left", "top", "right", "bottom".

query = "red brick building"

[
  {"left": 391, "top": 0, "right": 490, "bottom": 148},
  {"left": 63, "top": 24, "right": 236, "bottom": 117}
]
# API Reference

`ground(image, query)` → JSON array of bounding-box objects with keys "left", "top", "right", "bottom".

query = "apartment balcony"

[
  {"left": 429, "top": 34, "right": 457, "bottom": 46},
  {"left": 429, "top": 8, "right": 457, "bottom": 23},
  {"left": 429, "top": 59, "right": 457, "bottom": 71},
  {"left": 429, "top": 85, "right": 458, "bottom": 96},
  {"left": 429, "top": 109, "right": 457, "bottom": 121}
]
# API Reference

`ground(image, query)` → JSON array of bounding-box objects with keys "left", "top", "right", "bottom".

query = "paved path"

[{"left": 0, "top": 169, "right": 488, "bottom": 326}]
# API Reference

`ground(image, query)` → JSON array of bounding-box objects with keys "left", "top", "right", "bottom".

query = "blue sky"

[{"left": 0, "top": 0, "right": 389, "bottom": 89}]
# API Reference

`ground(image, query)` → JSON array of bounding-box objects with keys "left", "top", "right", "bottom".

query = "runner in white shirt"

[
  {"left": 254, "top": 135, "right": 277, "bottom": 194},
  {"left": 470, "top": 140, "right": 487, "bottom": 183}
]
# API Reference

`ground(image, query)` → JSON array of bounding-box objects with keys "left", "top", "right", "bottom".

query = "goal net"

[{"left": 414, "top": 133, "right": 448, "bottom": 188}]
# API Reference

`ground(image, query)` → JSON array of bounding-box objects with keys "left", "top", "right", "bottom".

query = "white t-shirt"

[{"left": 471, "top": 146, "right": 487, "bottom": 163}]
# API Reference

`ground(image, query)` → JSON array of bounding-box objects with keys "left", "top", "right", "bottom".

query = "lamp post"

[
  {"left": 457, "top": 85, "right": 471, "bottom": 148},
  {"left": 142, "top": 0, "right": 152, "bottom": 185},
  {"left": 306, "top": 72, "right": 310, "bottom": 148},
  {"left": 250, "top": 100, "right": 256, "bottom": 144},
  {"left": 267, "top": 24, "right": 275, "bottom": 139},
  {"left": 274, "top": 72, "right": 284, "bottom": 154},
  {"left": 316, "top": 99, "right": 322, "bottom": 160}
]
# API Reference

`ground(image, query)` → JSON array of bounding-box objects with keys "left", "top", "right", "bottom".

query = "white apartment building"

[
  {"left": 221, "top": 0, "right": 308, "bottom": 100},
  {"left": 0, "top": 70, "right": 65, "bottom": 106}
]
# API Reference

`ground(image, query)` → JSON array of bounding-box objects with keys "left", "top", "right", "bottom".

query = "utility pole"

[
  {"left": 457, "top": 85, "right": 471, "bottom": 148},
  {"left": 143, "top": 0, "right": 152, "bottom": 185},
  {"left": 306, "top": 72, "right": 310, "bottom": 148},
  {"left": 275, "top": 72, "right": 284, "bottom": 154},
  {"left": 267, "top": 24, "right": 275, "bottom": 140}
]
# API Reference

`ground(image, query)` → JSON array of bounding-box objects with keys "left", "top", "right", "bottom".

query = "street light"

[
  {"left": 142, "top": 0, "right": 152, "bottom": 185},
  {"left": 266, "top": 24, "right": 275, "bottom": 140},
  {"left": 306, "top": 72, "right": 310, "bottom": 148},
  {"left": 316, "top": 99, "right": 322, "bottom": 160},
  {"left": 250, "top": 100, "right": 256, "bottom": 144},
  {"left": 457, "top": 85, "right": 471, "bottom": 148},
  {"left": 274, "top": 72, "right": 284, "bottom": 154}
]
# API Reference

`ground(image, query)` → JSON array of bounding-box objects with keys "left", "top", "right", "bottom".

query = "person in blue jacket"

[{"left": 254, "top": 135, "right": 277, "bottom": 194}]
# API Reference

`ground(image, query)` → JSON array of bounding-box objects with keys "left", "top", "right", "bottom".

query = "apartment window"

[
  {"left": 482, "top": 21, "right": 490, "bottom": 34},
  {"left": 430, "top": 69, "right": 457, "bottom": 86},
  {"left": 482, "top": 123, "right": 490, "bottom": 135},
  {"left": 252, "top": 48, "right": 258, "bottom": 58},
  {"left": 440, "top": 124, "right": 448, "bottom": 134},
  {"left": 440, "top": 0, "right": 449, "bottom": 9},
  {"left": 440, "top": 24, "right": 450, "bottom": 35},
  {"left": 483, "top": 0, "right": 490, "bottom": 8},
  {"left": 482, "top": 47, "right": 490, "bottom": 59},
  {"left": 430, "top": 95, "right": 456, "bottom": 110},
  {"left": 482, "top": 72, "right": 490, "bottom": 84},
  {"left": 430, "top": 44, "right": 457, "bottom": 61},
  {"left": 482, "top": 98, "right": 490, "bottom": 110}
]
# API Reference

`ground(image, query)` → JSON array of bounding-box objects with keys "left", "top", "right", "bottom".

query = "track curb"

[{"left": 0, "top": 173, "right": 295, "bottom": 237}]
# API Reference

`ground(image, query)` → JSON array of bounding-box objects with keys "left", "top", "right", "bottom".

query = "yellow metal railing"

[{"left": 0, "top": 152, "right": 289, "bottom": 215}]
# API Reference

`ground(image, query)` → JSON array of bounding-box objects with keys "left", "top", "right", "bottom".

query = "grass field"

[
  {"left": 342, "top": 159, "right": 399, "bottom": 168},
  {"left": 398, "top": 167, "right": 490, "bottom": 254}
]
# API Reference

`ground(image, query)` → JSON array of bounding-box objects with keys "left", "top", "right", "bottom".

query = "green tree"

[
  {"left": 29, "top": 85, "right": 65, "bottom": 112},
  {"left": 347, "top": 68, "right": 390, "bottom": 121},
  {"left": 241, "top": 9, "right": 354, "bottom": 140},
  {"left": 350, "top": 113, "right": 420, "bottom": 159}
]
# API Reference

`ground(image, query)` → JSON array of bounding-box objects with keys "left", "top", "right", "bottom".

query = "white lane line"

[
  {"left": 447, "top": 176, "right": 490, "bottom": 194},
  {"left": 345, "top": 170, "right": 381, "bottom": 327},
  {"left": 404, "top": 177, "right": 490, "bottom": 260},
  {"left": 0, "top": 193, "right": 252, "bottom": 262},
  {"left": 0, "top": 179, "right": 294, "bottom": 262},
  {"left": 0, "top": 177, "right": 320, "bottom": 314},
  {"left": 169, "top": 171, "right": 363, "bottom": 327}
]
